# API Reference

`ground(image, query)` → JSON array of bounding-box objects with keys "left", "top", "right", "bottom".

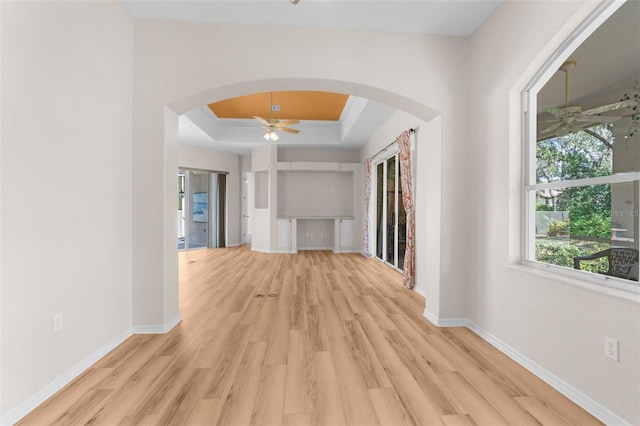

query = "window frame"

[{"left": 521, "top": 0, "right": 639, "bottom": 294}]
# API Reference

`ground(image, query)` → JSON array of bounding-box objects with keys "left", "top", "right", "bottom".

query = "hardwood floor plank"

[
  {"left": 368, "top": 387, "right": 414, "bottom": 426},
  {"left": 217, "top": 341, "right": 267, "bottom": 426},
  {"left": 342, "top": 320, "right": 391, "bottom": 389},
  {"left": 331, "top": 289, "right": 357, "bottom": 321},
  {"left": 438, "top": 371, "right": 514, "bottom": 426},
  {"left": 441, "top": 414, "right": 479, "bottom": 426},
  {"left": 515, "top": 396, "right": 575, "bottom": 426},
  {"left": 361, "top": 295, "right": 398, "bottom": 331},
  {"left": 283, "top": 413, "right": 313, "bottom": 426},
  {"left": 153, "top": 367, "right": 211, "bottom": 426},
  {"left": 204, "top": 323, "right": 253, "bottom": 399},
  {"left": 118, "top": 413, "right": 157, "bottom": 426},
  {"left": 183, "top": 399, "right": 224, "bottom": 426},
  {"left": 250, "top": 364, "right": 287, "bottom": 426},
  {"left": 328, "top": 336, "right": 380, "bottom": 425},
  {"left": 290, "top": 275, "right": 307, "bottom": 330},
  {"left": 17, "top": 247, "right": 601, "bottom": 426},
  {"left": 17, "top": 367, "right": 114, "bottom": 426},
  {"left": 50, "top": 388, "right": 112, "bottom": 426},
  {"left": 383, "top": 329, "right": 460, "bottom": 416},
  {"left": 306, "top": 304, "right": 326, "bottom": 352},
  {"left": 356, "top": 312, "right": 404, "bottom": 369},
  {"left": 386, "top": 367, "right": 445, "bottom": 425},
  {"left": 283, "top": 329, "right": 317, "bottom": 414},
  {"left": 314, "top": 350, "right": 347, "bottom": 426},
  {"left": 88, "top": 356, "right": 174, "bottom": 425},
  {"left": 264, "top": 308, "right": 290, "bottom": 366},
  {"left": 388, "top": 313, "right": 457, "bottom": 373}
]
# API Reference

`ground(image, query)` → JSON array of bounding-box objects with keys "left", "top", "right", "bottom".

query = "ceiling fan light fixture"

[
  {"left": 290, "top": 0, "right": 300, "bottom": 4},
  {"left": 264, "top": 130, "right": 279, "bottom": 141}
]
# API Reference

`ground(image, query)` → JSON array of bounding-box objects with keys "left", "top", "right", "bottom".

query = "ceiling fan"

[
  {"left": 539, "top": 60, "right": 637, "bottom": 136},
  {"left": 254, "top": 92, "right": 300, "bottom": 141}
]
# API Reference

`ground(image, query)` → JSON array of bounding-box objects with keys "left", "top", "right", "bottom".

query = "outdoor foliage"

[
  {"left": 548, "top": 220, "right": 569, "bottom": 236},
  {"left": 535, "top": 240, "right": 609, "bottom": 272},
  {"left": 571, "top": 216, "right": 611, "bottom": 239},
  {"left": 536, "top": 125, "right": 613, "bottom": 238}
]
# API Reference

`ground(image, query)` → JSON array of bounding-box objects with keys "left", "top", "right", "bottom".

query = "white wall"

[
  {"left": 277, "top": 171, "right": 354, "bottom": 217},
  {"left": 178, "top": 145, "right": 242, "bottom": 246},
  {"left": 278, "top": 148, "right": 361, "bottom": 163},
  {"left": 468, "top": 1, "right": 640, "bottom": 424},
  {"left": 0, "top": 1, "right": 133, "bottom": 420},
  {"left": 250, "top": 144, "right": 277, "bottom": 252}
]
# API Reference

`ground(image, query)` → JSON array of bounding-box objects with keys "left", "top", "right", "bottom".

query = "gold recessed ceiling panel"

[{"left": 208, "top": 91, "right": 349, "bottom": 121}]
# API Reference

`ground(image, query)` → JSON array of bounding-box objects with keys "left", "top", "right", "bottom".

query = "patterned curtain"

[
  {"left": 397, "top": 130, "right": 415, "bottom": 289},
  {"left": 362, "top": 158, "right": 372, "bottom": 257}
]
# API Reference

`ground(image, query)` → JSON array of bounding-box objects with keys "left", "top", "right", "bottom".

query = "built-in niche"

[
  {"left": 277, "top": 170, "right": 354, "bottom": 217},
  {"left": 254, "top": 170, "right": 269, "bottom": 209}
]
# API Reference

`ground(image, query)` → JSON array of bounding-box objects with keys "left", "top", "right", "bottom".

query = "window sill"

[{"left": 509, "top": 261, "right": 640, "bottom": 303}]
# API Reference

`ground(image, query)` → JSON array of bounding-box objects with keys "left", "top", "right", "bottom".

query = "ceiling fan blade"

[
  {"left": 546, "top": 105, "right": 584, "bottom": 115},
  {"left": 545, "top": 107, "right": 567, "bottom": 116},
  {"left": 279, "top": 127, "right": 300, "bottom": 134},
  {"left": 577, "top": 116, "right": 621, "bottom": 123},
  {"left": 538, "top": 119, "right": 563, "bottom": 123},
  {"left": 253, "top": 116, "right": 270, "bottom": 126},
  {"left": 541, "top": 121, "right": 565, "bottom": 134},
  {"left": 583, "top": 100, "right": 637, "bottom": 115},
  {"left": 275, "top": 119, "right": 300, "bottom": 127}
]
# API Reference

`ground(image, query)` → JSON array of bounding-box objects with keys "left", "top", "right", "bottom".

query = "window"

[{"left": 523, "top": 1, "right": 640, "bottom": 291}]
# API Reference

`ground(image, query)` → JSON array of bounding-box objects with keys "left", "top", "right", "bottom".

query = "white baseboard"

[
  {"left": 250, "top": 246, "right": 271, "bottom": 253},
  {"left": 413, "top": 285, "right": 427, "bottom": 299},
  {"left": 422, "top": 309, "right": 468, "bottom": 327},
  {"left": 0, "top": 327, "right": 133, "bottom": 426},
  {"left": 132, "top": 314, "right": 181, "bottom": 334},
  {"left": 422, "top": 313, "right": 631, "bottom": 426}
]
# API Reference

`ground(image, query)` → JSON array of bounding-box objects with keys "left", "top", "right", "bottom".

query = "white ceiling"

[{"left": 119, "top": 0, "right": 502, "bottom": 37}]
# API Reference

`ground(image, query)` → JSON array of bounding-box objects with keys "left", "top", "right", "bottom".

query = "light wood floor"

[{"left": 19, "top": 246, "right": 601, "bottom": 426}]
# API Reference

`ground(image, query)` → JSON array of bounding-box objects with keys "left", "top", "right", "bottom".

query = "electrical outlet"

[
  {"left": 604, "top": 337, "right": 618, "bottom": 361},
  {"left": 271, "top": 105, "right": 280, "bottom": 112},
  {"left": 53, "top": 313, "right": 64, "bottom": 333}
]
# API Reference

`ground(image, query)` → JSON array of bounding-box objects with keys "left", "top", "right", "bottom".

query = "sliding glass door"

[
  {"left": 178, "top": 168, "right": 227, "bottom": 250},
  {"left": 375, "top": 154, "right": 406, "bottom": 270}
]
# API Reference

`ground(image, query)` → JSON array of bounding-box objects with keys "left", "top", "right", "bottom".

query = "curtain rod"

[{"left": 370, "top": 128, "right": 415, "bottom": 160}]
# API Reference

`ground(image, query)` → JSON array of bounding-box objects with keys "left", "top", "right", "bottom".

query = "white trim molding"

[
  {"left": 132, "top": 314, "right": 182, "bottom": 335},
  {"left": 0, "top": 327, "right": 133, "bottom": 426},
  {"left": 422, "top": 313, "right": 632, "bottom": 426}
]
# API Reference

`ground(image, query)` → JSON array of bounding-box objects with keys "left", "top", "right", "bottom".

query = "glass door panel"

[
  {"left": 386, "top": 157, "right": 396, "bottom": 266},
  {"left": 178, "top": 172, "right": 186, "bottom": 249},
  {"left": 187, "top": 170, "right": 209, "bottom": 249},
  {"left": 376, "top": 162, "right": 384, "bottom": 259},
  {"left": 375, "top": 154, "right": 407, "bottom": 271}
]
